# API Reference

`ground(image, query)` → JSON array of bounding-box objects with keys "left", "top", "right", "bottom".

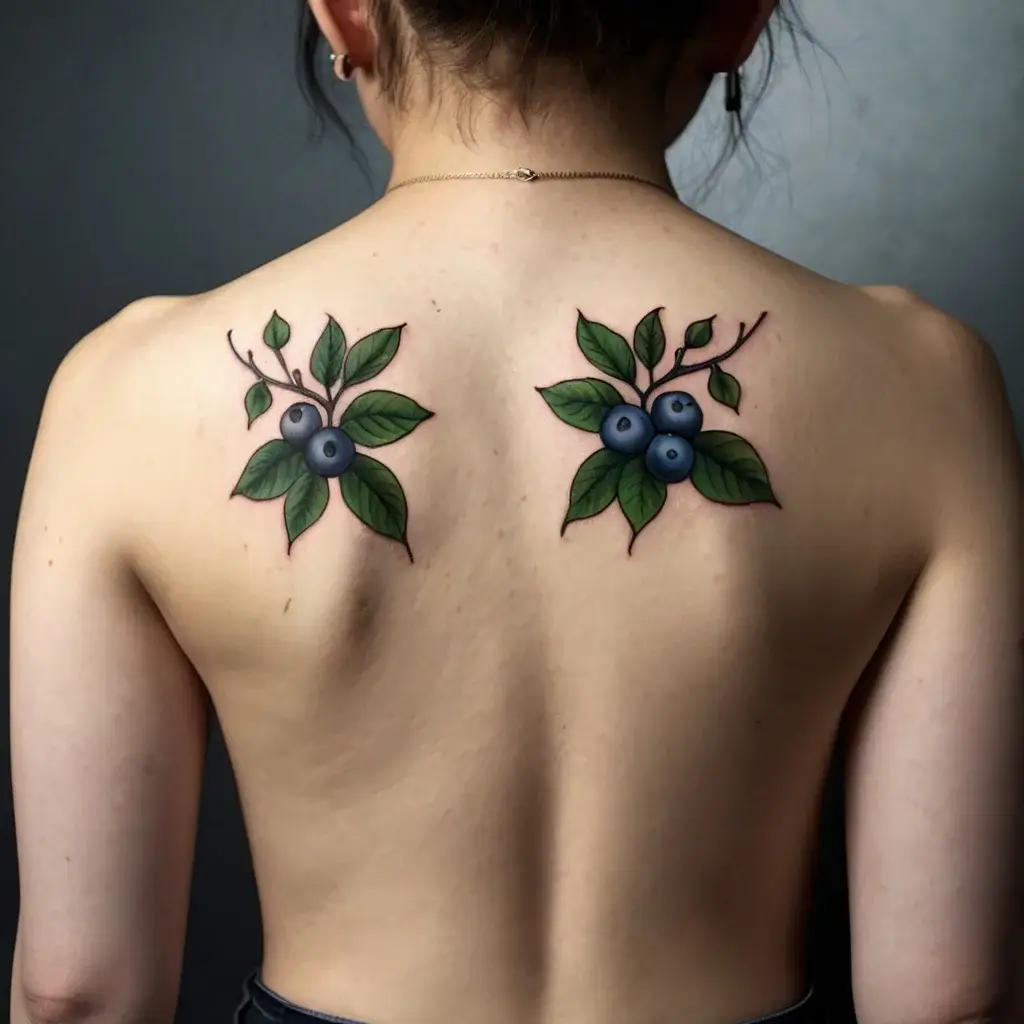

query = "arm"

[
  {"left": 9, "top": 312, "right": 208, "bottom": 1023},
  {"left": 845, "top": 326, "right": 1024, "bottom": 1024}
]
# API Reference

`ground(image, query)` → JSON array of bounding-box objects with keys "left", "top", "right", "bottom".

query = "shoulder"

[
  {"left": 859, "top": 284, "right": 1011, "bottom": 424},
  {"left": 860, "top": 285, "right": 1020, "bottom": 530},
  {"left": 859, "top": 285, "right": 1003, "bottom": 381},
  {"left": 46, "top": 295, "right": 190, "bottom": 404},
  {"left": 26, "top": 295, "right": 197, "bottom": 536}
]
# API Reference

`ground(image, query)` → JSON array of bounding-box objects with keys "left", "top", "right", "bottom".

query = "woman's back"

[
  {"left": 36, "top": 184, "right": 1009, "bottom": 1023},
  {"left": 10, "top": 3, "right": 1022, "bottom": 1024}
]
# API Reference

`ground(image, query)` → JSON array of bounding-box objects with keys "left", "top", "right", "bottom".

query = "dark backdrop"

[{"left": 1, "top": 0, "right": 978, "bottom": 1020}]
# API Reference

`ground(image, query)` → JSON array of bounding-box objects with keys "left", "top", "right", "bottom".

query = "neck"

[{"left": 385, "top": 75, "right": 700, "bottom": 193}]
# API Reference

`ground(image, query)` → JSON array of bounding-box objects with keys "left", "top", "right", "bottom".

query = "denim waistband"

[{"left": 233, "top": 972, "right": 821, "bottom": 1024}]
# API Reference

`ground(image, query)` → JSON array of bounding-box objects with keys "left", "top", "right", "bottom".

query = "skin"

[{"left": 10, "top": 1, "right": 1024, "bottom": 1022}]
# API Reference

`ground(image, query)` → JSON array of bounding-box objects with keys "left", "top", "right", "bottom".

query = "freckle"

[
  {"left": 520, "top": 494, "right": 528, "bottom": 502},
  {"left": 493, "top": 448, "right": 499, "bottom": 456},
  {"left": 284, "top": 598, "right": 292, "bottom": 614},
  {"left": 243, "top": 543, "right": 248, "bottom": 551},
  {"left": 48, "top": 560, "right": 53, "bottom": 567},
  {"left": 43, "top": 526, "right": 48, "bottom": 532},
  {"left": 455, "top": 604, "right": 463, "bottom": 614},
  {"left": 497, "top": 529, "right": 505, "bottom": 539}
]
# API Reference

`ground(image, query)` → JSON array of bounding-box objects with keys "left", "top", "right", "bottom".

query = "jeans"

[{"left": 232, "top": 972, "right": 822, "bottom": 1024}]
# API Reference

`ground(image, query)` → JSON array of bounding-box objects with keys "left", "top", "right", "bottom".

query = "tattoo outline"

[
  {"left": 537, "top": 309, "right": 779, "bottom": 554},
  {"left": 229, "top": 311, "right": 432, "bottom": 560}
]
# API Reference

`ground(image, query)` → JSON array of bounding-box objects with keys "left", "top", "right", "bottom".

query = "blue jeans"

[{"left": 233, "top": 973, "right": 821, "bottom": 1024}]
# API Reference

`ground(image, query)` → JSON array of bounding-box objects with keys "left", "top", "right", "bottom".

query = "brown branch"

[
  {"left": 273, "top": 347, "right": 291, "bottom": 382},
  {"left": 646, "top": 311, "right": 769, "bottom": 395},
  {"left": 227, "top": 331, "right": 334, "bottom": 416}
]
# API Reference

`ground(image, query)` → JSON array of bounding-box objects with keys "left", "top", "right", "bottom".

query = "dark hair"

[{"left": 297, "top": 0, "right": 812, "bottom": 164}]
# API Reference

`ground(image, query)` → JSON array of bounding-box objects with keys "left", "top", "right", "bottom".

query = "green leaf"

[
  {"left": 684, "top": 316, "right": 716, "bottom": 350},
  {"left": 576, "top": 312, "right": 637, "bottom": 384},
  {"left": 692, "top": 431, "right": 779, "bottom": 506},
  {"left": 343, "top": 325, "right": 403, "bottom": 386},
  {"left": 339, "top": 453, "right": 413, "bottom": 560},
  {"left": 232, "top": 439, "right": 307, "bottom": 501},
  {"left": 244, "top": 380, "right": 272, "bottom": 428},
  {"left": 633, "top": 308, "right": 666, "bottom": 371},
  {"left": 263, "top": 311, "right": 291, "bottom": 350},
  {"left": 339, "top": 390, "right": 433, "bottom": 448},
  {"left": 617, "top": 458, "right": 667, "bottom": 554},
  {"left": 708, "top": 365, "right": 741, "bottom": 411},
  {"left": 561, "top": 448, "right": 630, "bottom": 535},
  {"left": 536, "top": 378, "right": 624, "bottom": 432},
  {"left": 310, "top": 317, "right": 346, "bottom": 390},
  {"left": 283, "top": 467, "right": 330, "bottom": 551}
]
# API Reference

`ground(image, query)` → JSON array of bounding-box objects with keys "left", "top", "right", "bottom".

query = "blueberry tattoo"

[
  {"left": 651, "top": 391, "right": 703, "bottom": 439},
  {"left": 229, "top": 312, "right": 433, "bottom": 558},
  {"left": 304, "top": 427, "right": 356, "bottom": 477},
  {"left": 280, "top": 402, "right": 323, "bottom": 447},
  {"left": 646, "top": 434, "right": 696, "bottom": 483},
  {"left": 537, "top": 308, "right": 779, "bottom": 554},
  {"left": 599, "top": 405, "right": 655, "bottom": 455}
]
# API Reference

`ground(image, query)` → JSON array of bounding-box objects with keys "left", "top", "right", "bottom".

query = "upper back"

[{"left": 122, "top": 188, "right": 942, "bottom": 686}]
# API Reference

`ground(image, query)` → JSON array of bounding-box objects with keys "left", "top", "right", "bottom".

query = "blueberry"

[
  {"left": 305, "top": 427, "right": 355, "bottom": 478},
  {"left": 645, "top": 434, "right": 695, "bottom": 483},
  {"left": 281, "top": 402, "right": 323, "bottom": 447},
  {"left": 651, "top": 392, "right": 703, "bottom": 439},
  {"left": 599, "top": 404, "right": 656, "bottom": 456}
]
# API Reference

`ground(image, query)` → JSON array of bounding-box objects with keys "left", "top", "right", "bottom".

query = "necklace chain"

[{"left": 386, "top": 166, "right": 674, "bottom": 196}]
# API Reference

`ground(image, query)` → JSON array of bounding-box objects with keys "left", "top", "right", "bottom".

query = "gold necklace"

[{"left": 386, "top": 165, "right": 675, "bottom": 196}]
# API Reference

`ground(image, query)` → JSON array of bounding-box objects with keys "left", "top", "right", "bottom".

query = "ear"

[
  {"left": 699, "top": 0, "right": 778, "bottom": 73},
  {"left": 307, "top": 0, "right": 376, "bottom": 71}
]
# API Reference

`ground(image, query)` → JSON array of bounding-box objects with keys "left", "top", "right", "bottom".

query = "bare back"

[{"left": 12, "top": 184, "right": 1022, "bottom": 1024}]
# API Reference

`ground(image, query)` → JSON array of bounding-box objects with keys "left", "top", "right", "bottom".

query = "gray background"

[
  {"left": 1, "top": 1, "right": 1020, "bottom": 1021},
  {"left": 688, "top": 0, "right": 1023, "bottom": 425}
]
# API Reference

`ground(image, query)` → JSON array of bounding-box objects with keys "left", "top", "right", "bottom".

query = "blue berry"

[
  {"left": 645, "top": 434, "right": 695, "bottom": 483},
  {"left": 599, "top": 404, "right": 656, "bottom": 456},
  {"left": 281, "top": 402, "right": 323, "bottom": 447},
  {"left": 305, "top": 427, "right": 355, "bottom": 478},
  {"left": 651, "top": 392, "right": 703, "bottom": 439}
]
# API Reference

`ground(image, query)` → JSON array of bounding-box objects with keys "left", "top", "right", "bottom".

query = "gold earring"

[{"left": 329, "top": 52, "right": 355, "bottom": 81}]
